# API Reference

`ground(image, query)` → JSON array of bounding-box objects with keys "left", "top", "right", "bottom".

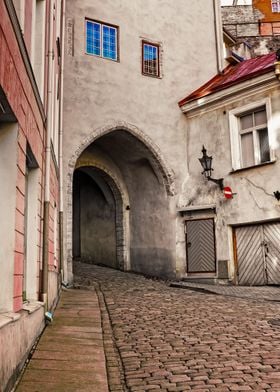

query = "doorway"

[
  {"left": 73, "top": 168, "right": 118, "bottom": 269},
  {"left": 185, "top": 218, "right": 216, "bottom": 274},
  {"left": 235, "top": 222, "right": 280, "bottom": 285}
]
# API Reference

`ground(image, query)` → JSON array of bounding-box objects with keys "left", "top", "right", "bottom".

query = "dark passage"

[{"left": 73, "top": 168, "right": 117, "bottom": 268}]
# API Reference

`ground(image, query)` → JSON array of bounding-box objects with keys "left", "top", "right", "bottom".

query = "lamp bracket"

[{"left": 207, "top": 176, "right": 224, "bottom": 190}]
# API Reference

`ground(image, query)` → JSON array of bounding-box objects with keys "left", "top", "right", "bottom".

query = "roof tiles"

[{"left": 178, "top": 52, "right": 276, "bottom": 107}]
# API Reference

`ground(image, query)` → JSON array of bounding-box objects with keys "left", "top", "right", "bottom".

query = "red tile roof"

[{"left": 178, "top": 52, "right": 276, "bottom": 107}]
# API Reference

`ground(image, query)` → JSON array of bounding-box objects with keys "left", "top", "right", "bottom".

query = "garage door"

[{"left": 235, "top": 222, "right": 280, "bottom": 285}]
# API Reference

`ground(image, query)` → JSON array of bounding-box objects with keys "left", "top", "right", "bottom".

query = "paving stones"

[{"left": 75, "top": 262, "right": 280, "bottom": 392}]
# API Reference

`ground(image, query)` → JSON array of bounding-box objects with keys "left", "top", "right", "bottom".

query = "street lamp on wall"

[
  {"left": 198, "top": 146, "right": 224, "bottom": 190},
  {"left": 274, "top": 191, "right": 280, "bottom": 201}
]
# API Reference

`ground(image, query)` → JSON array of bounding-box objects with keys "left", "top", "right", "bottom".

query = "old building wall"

[
  {"left": 63, "top": 0, "right": 221, "bottom": 280},
  {"left": 0, "top": 0, "right": 63, "bottom": 389},
  {"left": 222, "top": 3, "right": 280, "bottom": 55},
  {"left": 181, "top": 79, "right": 280, "bottom": 281}
]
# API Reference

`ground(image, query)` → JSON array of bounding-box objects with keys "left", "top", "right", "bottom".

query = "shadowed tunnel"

[{"left": 72, "top": 129, "right": 175, "bottom": 278}]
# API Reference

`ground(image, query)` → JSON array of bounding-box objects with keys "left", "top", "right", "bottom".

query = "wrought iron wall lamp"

[
  {"left": 274, "top": 191, "right": 280, "bottom": 201},
  {"left": 198, "top": 146, "right": 224, "bottom": 190}
]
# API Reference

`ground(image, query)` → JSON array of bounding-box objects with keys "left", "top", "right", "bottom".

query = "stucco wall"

[
  {"left": 0, "top": 306, "right": 44, "bottom": 392},
  {"left": 63, "top": 0, "right": 220, "bottom": 279},
  {"left": 181, "top": 81, "right": 280, "bottom": 280}
]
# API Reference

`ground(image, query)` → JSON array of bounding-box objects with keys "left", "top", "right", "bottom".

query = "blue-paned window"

[
  {"left": 86, "top": 20, "right": 118, "bottom": 61},
  {"left": 142, "top": 42, "right": 159, "bottom": 77}
]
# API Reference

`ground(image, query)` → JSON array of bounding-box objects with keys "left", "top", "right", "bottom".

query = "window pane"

[
  {"left": 102, "top": 25, "right": 117, "bottom": 60},
  {"left": 241, "top": 132, "right": 255, "bottom": 167},
  {"left": 254, "top": 108, "right": 267, "bottom": 126},
  {"left": 143, "top": 43, "right": 159, "bottom": 76},
  {"left": 240, "top": 113, "right": 253, "bottom": 130},
  {"left": 86, "top": 21, "right": 101, "bottom": 56},
  {"left": 258, "top": 128, "right": 270, "bottom": 163}
]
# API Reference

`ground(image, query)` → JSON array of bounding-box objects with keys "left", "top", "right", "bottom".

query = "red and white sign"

[{"left": 223, "top": 186, "right": 233, "bottom": 199}]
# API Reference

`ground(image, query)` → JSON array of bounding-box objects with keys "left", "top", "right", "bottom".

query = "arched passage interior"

[{"left": 71, "top": 129, "right": 175, "bottom": 278}]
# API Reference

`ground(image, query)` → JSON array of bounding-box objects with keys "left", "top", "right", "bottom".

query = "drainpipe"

[
  {"left": 58, "top": 0, "right": 65, "bottom": 284},
  {"left": 42, "top": 0, "right": 54, "bottom": 310},
  {"left": 213, "top": 0, "right": 224, "bottom": 74}
]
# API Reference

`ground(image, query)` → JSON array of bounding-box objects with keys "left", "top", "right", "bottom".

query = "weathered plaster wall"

[
  {"left": 0, "top": 306, "right": 44, "bottom": 392},
  {"left": 181, "top": 82, "right": 280, "bottom": 280},
  {"left": 63, "top": 0, "right": 220, "bottom": 279}
]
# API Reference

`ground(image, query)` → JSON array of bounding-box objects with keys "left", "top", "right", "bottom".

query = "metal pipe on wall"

[
  {"left": 213, "top": 0, "right": 224, "bottom": 74},
  {"left": 42, "top": 0, "right": 54, "bottom": 309},
  {"left": 58, "top": 0, "right": 65, "bottom": 284}
]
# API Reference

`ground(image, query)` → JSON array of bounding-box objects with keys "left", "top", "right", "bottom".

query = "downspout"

[
  {"left": 42, "top": 0, "right": 54, "bottom": 310},
  {"left": 58, "top": 0, "right": 65, "bottom": 284},
  {"left": 213, "top": 0, "right": 224, "bottom": 74}
]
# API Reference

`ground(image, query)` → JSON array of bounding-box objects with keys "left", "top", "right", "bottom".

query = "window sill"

[
  {"left": 141, "top": 72, "right": 162, "bottom": 79},
  {"left": 230, "top": 160, "right": 276, "bottom": 174},
  {"left": 22, "top": 301, "right": 44, "bottom": 314},
  {"left": 0, "top": 312, "right": 20, "bottom": 330},
  {"left": 0, "top": 302, "right": 44, "bottom": 330}
]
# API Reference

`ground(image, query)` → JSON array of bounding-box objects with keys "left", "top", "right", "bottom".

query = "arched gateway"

[{"left": 66, "top": 122, "right": 176, "bottom": 281}]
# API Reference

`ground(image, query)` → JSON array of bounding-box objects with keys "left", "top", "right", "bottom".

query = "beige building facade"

[
  {"left": 179, "top": 54, "right": 280, "bottom": 285},
  {"left": 63, "top": 0, "right": 224, "bottom": 281}
]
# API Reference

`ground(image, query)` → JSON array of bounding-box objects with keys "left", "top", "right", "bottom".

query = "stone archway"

[
  {"left": 73, "top": 162, "right": 130, "bottom": 272},
  {"left": 65, "top": 121, "right": 176, "bottom": 282}
]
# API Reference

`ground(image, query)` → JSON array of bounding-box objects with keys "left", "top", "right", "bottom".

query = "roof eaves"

[{"left": 178, "top": 63, "right": 275, "bottom": 108}]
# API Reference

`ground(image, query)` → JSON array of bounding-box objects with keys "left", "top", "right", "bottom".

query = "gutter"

[
  {"left": 42, "top": 0, "right": 54, "bottom": 310},
  {"left": 213, "top": 0, "right": 224, "bottom": 74},
  {"left": 58, "top": 0, "right": 66, "bottom": 283}
]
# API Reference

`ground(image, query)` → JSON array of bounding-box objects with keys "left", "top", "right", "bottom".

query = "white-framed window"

[
  {"left": 85, "top": 19, "right": 118, "bottom": 61},
  {"left": 272, "top": 0, "right": 280, "bottom": 12},
  {"left": 229, "top": 99, "right": 275, "bottom": 170},
  {"left": 142, "top": 41, "right": 160, "bottom": 77}
]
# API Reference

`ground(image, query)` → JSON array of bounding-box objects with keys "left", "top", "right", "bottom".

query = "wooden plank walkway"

[{"left": 16, "top": 289, "right": 109, "bottom": 392}]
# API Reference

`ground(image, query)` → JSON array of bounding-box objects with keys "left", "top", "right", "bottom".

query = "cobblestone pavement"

[
  {"left": 74, "top": 262, "right": 280, "bottom": 392},
  {"left": 170, "top": 282, "right": 280, "bottom": 302}
]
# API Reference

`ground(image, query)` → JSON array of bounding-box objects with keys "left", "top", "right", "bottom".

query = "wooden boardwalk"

[{"left": 16, "top": 288, "right": 109, "bottom": 392}]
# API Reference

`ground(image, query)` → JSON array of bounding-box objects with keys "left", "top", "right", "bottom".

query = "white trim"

[{"left": 229, "top": 98, "right": 274, "bottom": 170}]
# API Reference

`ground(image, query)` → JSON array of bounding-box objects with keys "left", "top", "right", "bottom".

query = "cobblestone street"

[{"left": 74, "top": 262, "right": 280, "bottom": 392}]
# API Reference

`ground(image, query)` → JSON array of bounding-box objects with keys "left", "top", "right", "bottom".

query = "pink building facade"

[{"left": 0, "top": 0, "right": 64, "bottom": 390}]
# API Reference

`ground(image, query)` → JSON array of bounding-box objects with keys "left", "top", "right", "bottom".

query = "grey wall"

[{"left": 63, "top": 0, "right": 221, "bottom": 280}]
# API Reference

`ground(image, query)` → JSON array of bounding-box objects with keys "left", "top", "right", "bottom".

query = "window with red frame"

[{"left": 142, "top": 42, "right": 160, "bottom": 77}]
